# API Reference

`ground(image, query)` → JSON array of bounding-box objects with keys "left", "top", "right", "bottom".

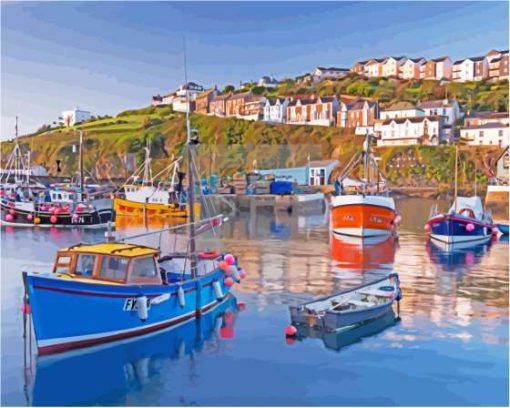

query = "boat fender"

[
  {"left": 137, "top": 296, "right": 148, "bottom": 321},
  {"left": 466, "top": 223, "right": 475, "bottom": 232},
  {"left": 228, "top": 265, "right": 241, "bottom": 282},
  {"left": 213, "top": 280, "right": 224, "bottom": 299},
  {"left": 151, "top": 293, "right": 170, "bottom": 305},
  {"left": 177, "top": 285, "right": 185, "bottom": 308}
]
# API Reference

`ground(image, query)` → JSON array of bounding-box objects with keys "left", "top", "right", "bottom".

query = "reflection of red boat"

[{"left": 331, "top": 234, "right": 398, "bottom": 270}]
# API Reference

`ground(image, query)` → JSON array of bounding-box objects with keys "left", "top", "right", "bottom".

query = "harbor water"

[{"left": 1, "top": 198, "right": 508, "bottom": 406}]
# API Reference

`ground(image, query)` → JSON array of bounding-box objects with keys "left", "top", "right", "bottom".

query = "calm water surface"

[{"left": 1, "top": 198, "right": 508, "bottom": 406}]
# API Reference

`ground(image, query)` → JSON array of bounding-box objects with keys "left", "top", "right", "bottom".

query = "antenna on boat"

[
  {"left": 183, "top": 37, "right": 198, "bottom": 280},
  {"left": 454, "top": 144, "right": 458, "bottom": 212}
]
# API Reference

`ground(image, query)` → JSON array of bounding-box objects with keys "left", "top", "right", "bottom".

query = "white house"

[
  {"left": 433, "top": 56, "right": 453, "bottom": 80},
  {"left": 172, "top": 82, "right": 204, "bottom": 112},
  {"left": 258, "top": 76, "right": 279, "bottom": 88},
  {"left": 399, "top": 58, "right": 425, "bottom": 80},
  {"left": 452, "top": 57, "right": 487, "bottom": 82},
  {"left": 263, "top": 98, "right": 289, "bottom": 123},
  {"left": 379, "top": 102, "right": 425, "bottom": 120},
  {"left": 460, "top": 123, "right": 509, "bottom": 146},
  {"left": 308, "top": 160, "right": 339, "bottom": 186},
  {"left": 365, "top": 58, "right": 385, "bottom": 77},
  {"left": 60, "top": 108, "right": 92, "bottom": 127},
  {"left": 381, "top": 56, "right": 406, "bottom": 77},
  {"left": 311, "top": 67, "right": 350, "bottom": 82},
  {"left": 376, "top": 116, "right": 447, "bottom": 146},
  {"left": 417, "top": 99, "right": 462, "bottom": 126}
]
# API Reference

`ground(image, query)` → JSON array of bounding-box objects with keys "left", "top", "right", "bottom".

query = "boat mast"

[
  {"left": 184, "top": 39, "right": 197, "bottom": 279},
  {"left": 454, "top": 145, "right": 458, "bottom": 212},
  {"left": 142, "top": 140, "right": 152, "bottom": 186},
  {"left": 474, "top": 158, "right": 477, "bottom": 197},
  {"left": 79, "top": 130, "right": 84, "bottom": 201},
  {"left": 363, "top": 132, "right": 370, "bottom": 193}
]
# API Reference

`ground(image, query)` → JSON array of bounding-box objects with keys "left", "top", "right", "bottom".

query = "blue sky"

[{"left": 1, "top": 1, "right": 508, "bottom": 138}]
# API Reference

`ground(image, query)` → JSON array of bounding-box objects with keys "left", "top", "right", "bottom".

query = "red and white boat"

[{"left": 330, "top": 134, "right": 399, "bottom": 238}]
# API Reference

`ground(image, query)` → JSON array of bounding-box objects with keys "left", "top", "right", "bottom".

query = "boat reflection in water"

[
  {"left": 292, "top": 309, "right": 400, "bottom": 352},
  {"left": 426, "top": 238, "right": 492, "bottom": 271},
  {"left": 330, "top": 233, "right": 398, "bottom": 271},
  {"left": 27, "top": 295, "right": 239, "bottom": 406}
]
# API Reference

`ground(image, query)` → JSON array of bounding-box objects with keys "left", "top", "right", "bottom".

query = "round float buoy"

[
  {"left": 5, "top": 214, "right": 14, "bottom": 222},
  {"left": 34, "top": 217, "right": 41, "bottom": 224},
  {"left": 224, "top": 277, "right": 234, "bottom": 287},
  {"left": 394, "top": 215, "right": 402, "bottom": 224},
  {"left": 218, "top": 261, "right": 229, "bottom": 272},
  {"left": 50, "top": 215, "right": 58, "bottom": 224},
  {"left": 27, "top": 214, "right": 33, "bottom": 221},
  {"left": 8, "top": 209, "right": 15, "bottom": 216},
  {"left": 492, "top": 227, "right": 499, "bottom": 235},
  {"left": 285, "top": 325, "right": 297, "bottom": 337},
  {"left": 72, "top": 213, "right": 79, "bottom": 221},
  {"left": 224, "top": 254, "right": 235, "bottom": 265},
  {"left": 424, "top": 224, "right": 431, "bottom": 233},
  {"left": 237, "top": 302, "right": 246, "bottom": 312},
  {"left": 239, "top": 268, "right": 247, "bottom": 280},
  {"left": 466, "top": 223, "right": 475, "bottom": 232}
]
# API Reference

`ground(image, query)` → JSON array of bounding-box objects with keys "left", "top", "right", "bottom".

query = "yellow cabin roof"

[{"left": 62, "top": 243, "right": 159, "bottom": 258}]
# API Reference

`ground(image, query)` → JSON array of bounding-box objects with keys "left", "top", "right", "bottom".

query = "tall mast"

[
  {"left": 79, "top": 130, "right": 84, "bottom": 200},
  {"left": 454, "top": 145, "right": 458, "bottom": 212},
  {"left": 184, "top": 39, "right": 197, "bottom": 279},
  {"left": 142, "top": 140, "right": 152, "bottom": 185},
  {"left": 474, "top": 158, "right": 477, "bottom": 196},
  {"left": 363, "top": 132, "right": 370, "bottom": 187}
]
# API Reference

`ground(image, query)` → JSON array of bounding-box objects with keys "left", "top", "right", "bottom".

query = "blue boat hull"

[
  {"left": 26, "top": 269, "right": 231, "bottom": 355},
  {"left": 497, "top": 224, "right": 509, "bottom": 235},
  {"left": 427, "top": 214, "right": 494, "bottom": 244}
]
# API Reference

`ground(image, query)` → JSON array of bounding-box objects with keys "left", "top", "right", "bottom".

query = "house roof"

[
  {"left": 266, "top": 98, "right": 287, "bottom": 106},
  {"left": 344, "top": 97, "right": 377, "bottom": 110},
  {"left": 408, "top": 57, "right": 425, "bottom": 63},
  {"left": 196, "top": 88, "right": 217, "bottom": 99},
  {"left": 381, "top": 115, "right": 443, "bottom": 125},
  {"left": 417, "top": 99, "right": 456, "bottom": 109},
  {"left": 316, "top": 67, "right": 350, "bottom": 72},
  {"left": 229, "top": 91, "right": 252, "bottom": 101},
  {"left": 465, "top": 111, "right": 509, "bottom": 119},
  {"left": 431, "top": 56, "right": 451, "bottom": 62},
  {"left": 210, "top": 93, "right": 231, "bottom": 102},
  {"left": 287, "top": 95, "right": 336, "bottom": 106},
  {"left": 462, "top": 122, "right": 509, "bottom": 130},
  {"left": 383, "top": 101, "right": 419, "bottom": 111},
  {"left": 454, "top": 56, "right": 486, "bottom": 64},
  {"left": 309, "top": 160, "right": 339, "bottom": 168}
]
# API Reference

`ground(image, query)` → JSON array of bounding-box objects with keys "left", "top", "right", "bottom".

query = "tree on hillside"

[{"left": 222, "top": 85, "right": 235, "bottom": 94}]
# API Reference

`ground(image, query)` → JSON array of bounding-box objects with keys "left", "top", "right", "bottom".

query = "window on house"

[
  {"left": 498, "top": 130, "right": 503, "bottom": 137},
  {"left": 480, "top": 131, "right": 484, "bottom": 138}
]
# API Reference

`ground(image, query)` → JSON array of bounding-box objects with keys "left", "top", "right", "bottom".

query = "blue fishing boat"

[
  {"left": 425, "top": 196, "right": 496, "bottom": 245},
  {"left": 22, "top": 66, "right": 245, "bottom": 355}
]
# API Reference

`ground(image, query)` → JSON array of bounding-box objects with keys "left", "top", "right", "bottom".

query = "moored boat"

[
  {"left": 289, "top": 273, "right": 401, "bottom": 332},
  {"left": 330, "top": 133, "right": 399, "bottom": 237}
]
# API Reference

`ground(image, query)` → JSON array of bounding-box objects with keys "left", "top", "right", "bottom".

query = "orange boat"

[{"left": 330, "top": 133, "right": 400, "bottom": 238}]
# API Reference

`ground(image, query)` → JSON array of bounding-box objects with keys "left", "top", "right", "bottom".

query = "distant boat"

[
  {"left": 113, "top": 144, "right": 200, "bottom": 218},
  {"left": 425, "top": 146, "right": 496, "bottom": 245},
  {"left": 1, "top": 129, "right": 114, "bottom": 228},
  {"left": 289, "top": 273, "right": 401, "bottom": 332},
  {"left": 330, "top": 133, "right": 399, "bottom": 237}
]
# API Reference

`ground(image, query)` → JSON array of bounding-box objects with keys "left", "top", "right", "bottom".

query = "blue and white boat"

[{"left": 425, "top": 196, "right": 496, "bottom": 245}]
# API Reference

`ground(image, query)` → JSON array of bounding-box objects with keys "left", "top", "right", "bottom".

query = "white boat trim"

[
  {"left": 333, "top": 227, "right": 391, "bottom": 238},
  {"left": 430, "top": 233, "right": 492, "bottom": 244}
]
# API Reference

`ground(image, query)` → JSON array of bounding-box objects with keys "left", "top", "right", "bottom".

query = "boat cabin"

[{"left": 52, "top": 243, "right": 163, "bottom": 285}]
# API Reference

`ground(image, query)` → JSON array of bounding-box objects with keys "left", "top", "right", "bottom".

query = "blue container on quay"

[{"left": 270, "top": 181, "right": 293, "bottom": 195}]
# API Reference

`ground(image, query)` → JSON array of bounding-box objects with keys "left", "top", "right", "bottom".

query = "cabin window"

[
  {"left": 99, "top": 256, "right": 128, "bottom": 281},
  {"left": 55, "top": 255, "right": 71, "bottom": 274},
  {"left": 75, "top": 254, "right": 96, "bottom": 277},
  {"left": 131, "top": 257, "right": 158, "bottom": 280}
]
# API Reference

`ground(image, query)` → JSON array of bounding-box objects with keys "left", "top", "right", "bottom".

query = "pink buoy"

[
  {"left": 72, "top": 213, "right": 79, "bottom": 221},
  {"left": 220, "top": 327, "right": 234, "bottom": 339},
  {"left": 424, "top": 224, "right": 431, "bottom": 233},
  {"left": 50, "top": 215, "right": 58, "bottom": 224},
  {"left": 492, "top": 227, "right": 499, "bottom": 235},
  {"left": 466, "top": 223, "right": 475, "bottom": 232},
  {"left": 285, "top": 325, "right": 297, "bottom": 337},
  {"left": 8, "top": 209, "right": 15, "bottom": 215},
  {"left": 5, "top": 214, "right": 14, "bottom": 222},
  {"left": 224, "top": 254, "right": 235, "bottom": 265},
  {"left": 224, "top": 277, "right": 234, "bottom": 287},
  {"left": 237, "top": 302, "right": 246, "bottom": 312},
  {"left": 218, "top": 261, "right": 229, "bottom": 272},
  {"left": 239, "top": 268, "right": 247, "bottom": 280},
  {"left": 394, "top": 215, "right": 402, "bottom": 224},
  {"left": 27, "top": 214, "right": 33, "bottom": 221}
]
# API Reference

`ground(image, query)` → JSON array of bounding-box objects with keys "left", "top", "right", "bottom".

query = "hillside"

[{"left": 1, "top": 104, "right": 504, "bottom": 195}]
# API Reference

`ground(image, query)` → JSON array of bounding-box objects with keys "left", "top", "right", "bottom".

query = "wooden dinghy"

[{"left": 289, "top": 273, "right": 401, "bottom": 332}]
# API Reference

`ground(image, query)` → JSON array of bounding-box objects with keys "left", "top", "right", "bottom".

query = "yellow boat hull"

[{"left": 113, "top": 197, "right": 200, "bottom": 218}]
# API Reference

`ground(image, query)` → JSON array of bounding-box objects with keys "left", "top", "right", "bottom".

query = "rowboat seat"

[
  {"left": 359, "top": 289, "right": 394, "bottom": 298},
  {"left": 347, "top": 299, "right": 376, "bottom": 308}
]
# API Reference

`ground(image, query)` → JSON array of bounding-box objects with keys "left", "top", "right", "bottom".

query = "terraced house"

[
  {"left": 337, "top": 97, "right": 378, "bottom": 129},
  {"left": 286, "top": 96, "right": 339, "bottom": 127},
  {"left": 263, "top": 98, "right": 289, "bottom": 123},
  {"left": 226, "top": 91, "right": 252, "bottom": 117},
  {"left": 422, "top": 57, "right": 452, "bottom": 80},
  {"left": 375, "top": 116, "right": 448, "bottom": 146},
  {"left": 209, "top": 93, "right": 231, "bottom": 116}
]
